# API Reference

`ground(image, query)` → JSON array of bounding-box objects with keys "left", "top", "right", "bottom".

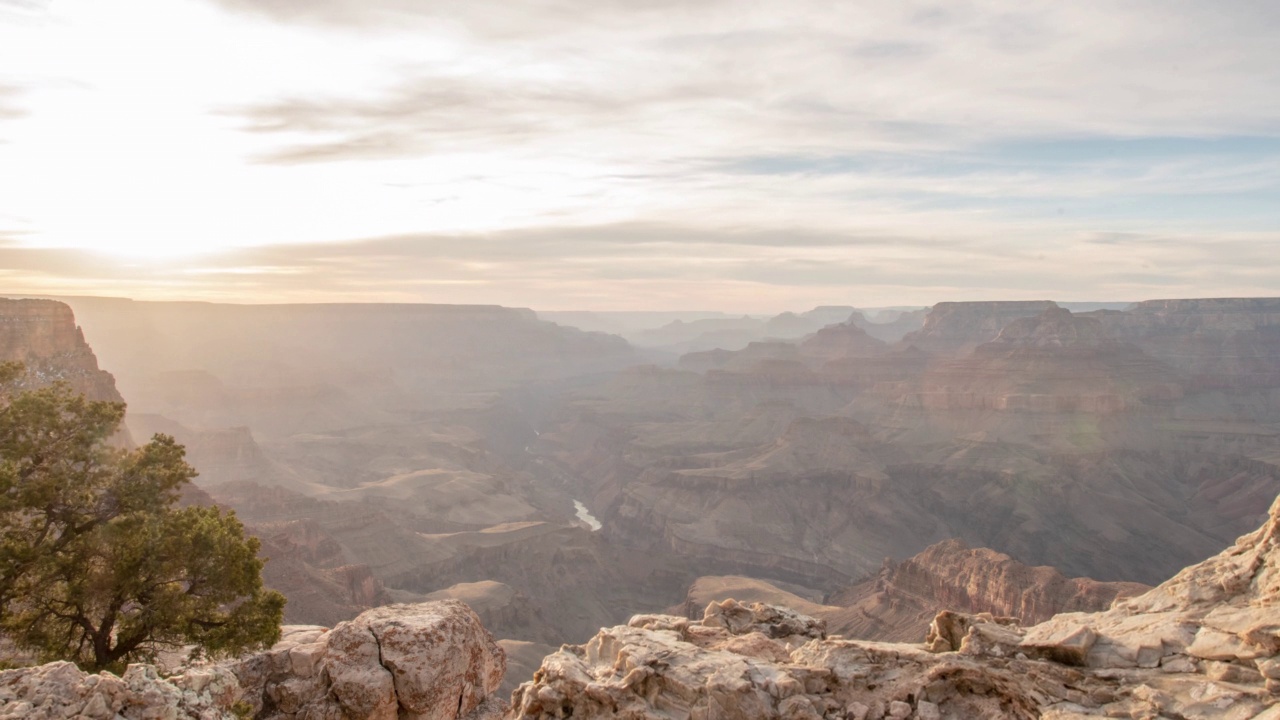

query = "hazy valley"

[{"left": 5, "top": 295, "right": 1278, "bottom": 639}]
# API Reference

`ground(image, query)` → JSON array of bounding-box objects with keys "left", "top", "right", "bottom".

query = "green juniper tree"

[{"left": 0, "top": 362, "right": 284, "bottom": 671}]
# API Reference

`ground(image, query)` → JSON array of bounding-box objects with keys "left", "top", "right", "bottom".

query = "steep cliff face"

[
  {"left": 827, "top": 539, "right": 1150, "bottom": 642},
  {"left": 873, "top": 308, "right": 1185, "bottom": 449},
  {"left": 1096, "top": 298, "right": 1280, "bottom": 391},
  {"left": 176, "top": 483, "right": 390, "bottom": 628},
  {"left": 126, "top": 414, "right": 286, "bottom": 488},
  {"left": 0, "top": 298, "right": 122, "bottom": 402},
  {"left": 253, "top": 519, "right": 392, "bottom": 627},
  {"left": 421, "top": 581, "right": 559, "bottom": 646},
  {"left": 898, "top": 300, "right": 1059, "bottom": 356},
  {"left": 909, "top": 307, "right": 1181, "bottom": 415}
]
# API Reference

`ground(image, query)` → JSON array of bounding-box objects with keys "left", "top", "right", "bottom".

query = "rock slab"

[
  {"left": 0, "top": 600, "right": 506, "bottom": 720},
  {"left": 236, "top": 600, "right": 506, "bottom": 720}
]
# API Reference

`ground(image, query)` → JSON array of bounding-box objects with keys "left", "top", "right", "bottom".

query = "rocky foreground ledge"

[
  {"left": 512, "top": 494, "right": 1280, "bottom": 719},
  {"left": 0, "top": 599, "right": 506, "bottom": 720}
]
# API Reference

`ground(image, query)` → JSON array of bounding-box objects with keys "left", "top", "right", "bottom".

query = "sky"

[{"left": 0, "top": 0, "right": 1278, "bottom": 311}]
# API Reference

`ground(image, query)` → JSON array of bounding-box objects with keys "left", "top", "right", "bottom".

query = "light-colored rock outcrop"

[
  {"left": 509, "top": 493, "right": 1280, "bottom": 719},
  {"left": 0, "top": 661, "right": 241, "bottom": 720},
  {"left": 235, "top": 601, "right": 506, "bottom": 720},
  {"left": 0, "top": 601, "right": 506, "bottom": 720}
]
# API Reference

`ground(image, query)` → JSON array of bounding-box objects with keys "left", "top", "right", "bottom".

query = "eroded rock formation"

[
  {"left": 828, "top": 539, "right": 1150, "bottom": 642},
  {"left": 511, "top": 491, "right": 1280, "bottom": 718},
  {"left": 234, "top": 601, "right": 506, "bottom": 720},
  {"left": 899, "top": 300, "right": 1059, "bottom": 356},
  {"left": 0, "top": 600, "right": 508, "bottom": 720},
  {"left": 681, "top": 537, "right": 1149, "bottom": 644},
  {"left": 0, "top": 662, "right": 240, "bottom": 720},
  {"left": 0, "top": 298, "right": 122, "bottom": 402},
  {"left": 542, "top": 301, "right": 1280, "bottom": 592}
]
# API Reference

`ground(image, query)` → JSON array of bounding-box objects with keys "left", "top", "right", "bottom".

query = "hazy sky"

[{"left": 1, "top": 0, "right": 1278, "bottom": 311}]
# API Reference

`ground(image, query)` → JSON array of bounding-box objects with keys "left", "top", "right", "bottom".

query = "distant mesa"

[{"left": 899, "top": 299, "right": 1060, "bottom": 356}]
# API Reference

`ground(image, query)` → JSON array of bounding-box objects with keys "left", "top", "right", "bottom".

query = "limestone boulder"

[
  {"left": 0, "top": 661, "right": 240, "bottom": 720},
  {"left": 702, "top": 598, "right": 827, "bottom": 641},
  {"left": 235, "top": 600, "right": 506, "bottom": 720}
]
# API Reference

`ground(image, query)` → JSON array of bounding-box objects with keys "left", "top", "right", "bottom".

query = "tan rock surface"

[
  {"left": 1019, "top": 490, "right": 1280, "bottom": 675},
  {"left": 0, "top": 661, "right": 241, "bottom": 720},
  {"left": 235, "top": 600, "right": 506, "bottom": 720}
]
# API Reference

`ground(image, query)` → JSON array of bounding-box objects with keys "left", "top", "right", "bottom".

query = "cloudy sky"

[{"left": 1, "top": 0, "right": 1277, "bottom": 311}]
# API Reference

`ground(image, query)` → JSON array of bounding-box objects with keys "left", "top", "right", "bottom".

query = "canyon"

[
  {"left": 8, "top": 490, "right": 1276, "bottom": 718},
  {"left": 2, "top": 294, "right": 1280, "bottom": 718}
]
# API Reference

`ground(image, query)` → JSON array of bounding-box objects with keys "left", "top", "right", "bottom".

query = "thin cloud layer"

[
  {"left": 3, "top": 223, "right": 1279, "bottom": 311},
  {"left": 0, "top": 0, "right": 1277, "bottom": 308},
  {"left": 226, "top": 0, "right": 1280, "bottom": 152}
]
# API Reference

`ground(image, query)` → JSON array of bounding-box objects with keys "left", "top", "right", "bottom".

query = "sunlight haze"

[{"left": 1, "top": 0, "right": 1278, "bottom": 309}]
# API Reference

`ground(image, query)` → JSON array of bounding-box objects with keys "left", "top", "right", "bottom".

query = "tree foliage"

[{"left": 0, "top": 363, "right": 284, "bottom": 671}]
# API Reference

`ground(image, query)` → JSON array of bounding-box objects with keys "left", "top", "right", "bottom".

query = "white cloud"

[{"left": 0, "top": 0, "right": 1277, "bottom": 308}]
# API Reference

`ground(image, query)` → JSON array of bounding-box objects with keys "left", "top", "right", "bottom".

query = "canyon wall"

[{"left": 0, "top": 298, "right": 122, "bottom": 402}]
